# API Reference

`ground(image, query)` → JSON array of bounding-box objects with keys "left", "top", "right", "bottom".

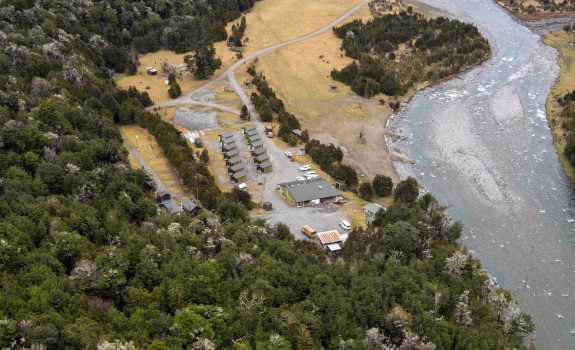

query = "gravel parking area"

[{"left": 174, "top": 107, "right": 218, "bottom": 130}]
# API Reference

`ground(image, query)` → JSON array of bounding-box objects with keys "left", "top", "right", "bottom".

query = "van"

[
  {"left": 301, "top": 225, "right": 317, "bottom": 238},
  {"left": 340, "top": 220, "right": 351, "bottom": 230}
]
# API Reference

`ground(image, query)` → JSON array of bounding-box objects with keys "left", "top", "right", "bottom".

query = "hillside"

[{"left": 0, "top": 0, "right": 535, "bottom": 349}]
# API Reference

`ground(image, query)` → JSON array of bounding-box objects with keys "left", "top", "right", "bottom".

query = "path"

[{"left": 121, "top": 129, "right": 169, "bottom": 192}]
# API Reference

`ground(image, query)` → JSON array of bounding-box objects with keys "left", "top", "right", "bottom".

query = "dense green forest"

[
  {"left": 330, "top": 11, "right": 490, "bottom": 98},
  {"left": 0, "top": 0, "right": 535, "bottom": 348}
]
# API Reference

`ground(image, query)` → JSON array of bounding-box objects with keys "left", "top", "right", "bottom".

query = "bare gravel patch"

[{"left": 173, "top": 107, "right": 218, "bottom": 131}]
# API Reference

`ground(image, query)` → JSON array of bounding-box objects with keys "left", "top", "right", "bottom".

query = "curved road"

[{"left": 149, "top": 0, "right": 371, "bottom": 120}]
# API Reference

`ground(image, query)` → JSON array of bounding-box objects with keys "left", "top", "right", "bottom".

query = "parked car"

[
  {"left": 301, "top": 225, "right": 317, "bottom": 238},
  {"left": 306, "top": 174, "right": 319, "bottom": 179},
  {"left": 285, "top": 151, "right": 292, "bottom": 157},
  {"left": 340, "top": 220, "right": 351, "bottom": 230},
  {"left": 299, "top": 165, "right": 311, "bottom": 171},
  {"left": 296, "top": 176, "right": 305, "bottom": 181},
  {"left": 304, "top": 171, "right": 316, "bottom": 177}
]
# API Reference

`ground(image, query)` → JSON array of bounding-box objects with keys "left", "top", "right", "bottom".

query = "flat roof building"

[
  {"left": 277, "top": 177, "right": 341, "bottom": 207},
  {"left": 316, "top": 230, "right": 343, "bottom": 251}
]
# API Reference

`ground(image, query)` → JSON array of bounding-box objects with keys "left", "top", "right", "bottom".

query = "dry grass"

[
  {"left": 544, "top": 30, "right": 575, "bottom": 182},
  {"left": 121, "top": 125, "right": 190, "bottom": 200}
]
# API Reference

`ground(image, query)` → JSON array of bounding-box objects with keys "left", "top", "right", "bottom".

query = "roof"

[
  {"left": 292, "top": 129, "right": 302, "bottom": 136},
  {"left": 327, "top": 243, "right": 342, "bottom": 251},
  {"left": 230, "top": 163, "right": 244, "bottom": 172},
  {"left": 226, "top": 149, "right": 240, "bottom": 156},
  {"left": 223, "top": 143, "right": 236, "bottom": 150},
  {"left": 233, "top": 171, "right": 247, "bottom": 179},
  {"left": 364, "top": 203, "right": 385, "bottom": 215},
  {"left": 248, "top": 134, "right": 261, "bottom": 142},
  {"left": 181, "top": 198, "right": 199, "bottom": 211},
  {"left": 256, "top": 154, "right": 270, "bottom": 162},
  {"left": 244, "top": 124, "right": 257, "bottom": 131},
  {"left": 222, "top": 135, "right": 235, "bottom": 143},
  {"left": 253, "top": 147, "right": 266, "bottom": 155},
  {"left": 251, "top": 140, "right": 264, "bottom": 148},
  {"left": 159, "top": 199, "right": 182, "bottom": 213},
  {"left": 259, "top": 160, "right": 272, "bottom": 169},
  {"left": 219, "top": 132, "right": 234, "bottom": 139},
  {"left": 278, "top": 178, "right": 341, "bottom": 203},
  {"left": 317, "top": 230, "right": 343, "bottom": 244},
  {"left": 246, "top": 129, "right": 258, "bottom": 136},
  {"left": 157, "top": 189, "right": 171, "bottom": 198}
]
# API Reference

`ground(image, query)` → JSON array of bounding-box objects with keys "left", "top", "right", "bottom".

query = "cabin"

[
  {"left": 222, "top": 142, "right": 237, "bottom": 152},
  {"left": 231, "top": 171, "right": 247, "bottom": 183},
  {"left": 245, "top": 129, "right": 258, "bottom": 138},
  {"left": 292, "top": 129, "right": 303, "bottom": 138},
  {"left": 255, "top": 153, "right": 270, "bottom": 164},
  {"left": 181, "top": 198, "right": 201, "bottom": 216},
  {"left": 258, "top": 160, "right": 273, "bottom": 173},
  {"left": 248, "top": 140, "right": 264, "bottom": 151},
  {"left": 218, "top": 132, "right": 234, "bottom": 141},
  {"left": 227, "top": 156, "right": 242, "bottom": 167},
  {"left": 248, "top": 133, "right": 261, "bottom": 144},
  {"left": 155, "top": 189, "right": 182, "bottom": 214},
  {"left": 243, "top": 124, "right": 257, "bottom": 134},
  {"left": 156, "top": 189, "right": 171, "bottom": 203},
  {"left": 226, "top": 148, "right": 240, "bottom": 160},
  {"left": 277, "top": 177, "right": 342, "bottom": 207},
  {"left": 363, "top": 203, "right": 385, "bottom": 217},
  {"left": 229, "top": 163, "right": 244, "bottom": 174},
  {"left": 252, "top": 147, "right": 266, "bottom": 158}
]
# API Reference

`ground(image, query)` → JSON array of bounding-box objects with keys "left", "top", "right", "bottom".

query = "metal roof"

[
  {"left": 364, "top": 203, "right": 385, "bottom": 215},
  {"left": 159, "top": 199, "right": 182, "bottom": 214},
  {"left": 327, "top": 243, "right": 342, "bottom": 251},
  {"left": 223, "top": 143, "right": 236, "bottom": 150},
  {"left": 223, "top": 135, "right": 235, "bottom": 143},
  {"left": 256, "top": 154, "right": 269, "bottom": 162},
  {"left": 251, "top": 140, "right": 264, "bottom": 148},
  {"left": 253, "top": 147, "right": 266, "bottom": 155},
  {"left": 226, "top": 149, "right": 239, "bottom": 156},
  {"left": 244, "top": 124, "right": 257, "bottom": 131},
  {"left": 233, "top": 171, "right": 247, "bottom": 179},
  {"left": 317, "top": 230, "right": 342, "bottom": 244},
  {"left": 246, "top": 129, "right": 258, "bottom": 136},
  {"left": 230, "top": 163, "right": 244, "bottom": 172},
  {"left": 219, "top": 132, "right": 234, "bottom": 139},
  {"left": 278, "top": 178, "right": 341, "bottom": 203},
  {"left": 157, "top": 189, "right": 170, "bottom": 198},
  {"left": 181, "top": 198, "right": 199, "bottom": 211},
  {"left": 259, "top": 161, "right": 272, "bottom": 169},
  {"left": 248, "top": 134, "right": 261, "bottom": 142}
]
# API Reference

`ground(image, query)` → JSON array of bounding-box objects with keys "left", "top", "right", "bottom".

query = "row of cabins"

[{"left": 243, "top": 125, "right": 273, "bottom": 173}]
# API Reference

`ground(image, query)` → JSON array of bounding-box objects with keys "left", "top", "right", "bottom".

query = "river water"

[{"left": 387, "top": 0, "right": 575, "bottom": 348}]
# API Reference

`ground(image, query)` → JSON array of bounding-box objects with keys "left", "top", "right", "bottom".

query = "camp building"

[
  {"left": 255, "top": 153, "right": 269, "bottom": 164},
  {"left": 231, "top": 171, "right": 247, "bottom": 183},
  {"left": 316, "top": 230, "right": 343, "bottom": 251},
  {"left": 258, "top": 160, "right": 272, "bottom": 173},
  {"left": 277, "top": 177, "right": 341, "bottom": 207},
  {"left": 243, "top": 124, "right": 257, "bottom": 134}
]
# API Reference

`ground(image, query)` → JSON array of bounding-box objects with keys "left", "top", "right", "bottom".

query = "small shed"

[
  {"left": 252, "top": 147, "right": 266, "bottom": 157},
  {"left": 221, "top": 135, "right": 235, "bottom": 144},
  {"left": 147, "top": 67, "right": 158, "bottom": 75},
  {"left": 229, "top": 163, "right": 244, "bottom": 174},
  {"left": 363, "top": 203, "right": 385, "bottom": 217},
  {"left": 227, "top": 156, "right": 242, "bottom": 167},
  {"left": 243, "top": 124, "right": 257, "bottom": 134},
  {"left": 292, "top": 129, "right": 303, "bottom": 137},
  {"left": 255, "top": 153, "right": 270, "bottom": 164},
  {"left": 218, "top": 132, "right": 234, "bottom": 141},
  {"left": 226, "top": 148, "right": 240, "bottom": 159},
  {"left": 298, "top": 147, "right": 305, "bottom": 156},
  {"left": 242, "top": 81, "right": 253, "bottom": 89},
  {"left": 249, "top": 140, "right": 264, "bottom": 151},
  {"left": 222, "top": 142, "right": 237, "bottom": 152},
  {"left": 259, "top": 160, "right": 273, "bottom": 173},
  {"left": 246, "top": 129, "right": 259, "bottom": 138},
  {"left": 328, "top": 84, "right": 339, "bottom": 92},
  {"left": 334, "top": 180, "right": 346, "bottom": 191},
  {"left": 262, "top": 202, "right": 273, "bottom": 211},
  {"left": 231, "top": 171, "right": 247, "bottom": 183},
  {"left": 181, "top": 198, "right": 201, "bottom": 216},
  {"left": 194, "top": 137, "right": 203, "bottom": 148},
  {"left": 316, "top": 230, "right": 343, "bottom": 250}
]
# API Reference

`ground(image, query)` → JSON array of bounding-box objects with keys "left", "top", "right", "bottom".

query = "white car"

[
  {"left": 299, "top": 165, "right": 311, "bottom": 171},
  {"left": 285, "top": 151, "right": 293, "bottom": 157},
  {"left": 306, "top": 174, "right": 319, "bottom": 179},
  {"left": 296, "top": 176, "right": 305, "bottom": 181},
  {"left": 304, "top": 171, "right": 316, "bottom": 177},
  {"left": 340, "top": 220, "right": 351, "bottom": 230}
]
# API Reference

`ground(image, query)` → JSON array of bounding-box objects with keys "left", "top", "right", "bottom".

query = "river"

[{"left": 387, "top": 0, "right": 575, "bottom": 348}]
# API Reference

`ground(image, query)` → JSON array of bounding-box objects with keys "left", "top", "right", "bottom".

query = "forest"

[
  {"left": 330, "top": 11, "right": 491, "bottom": 98},
  {"left": 0, "top": 0, "right": 535, "bottom": 348}
]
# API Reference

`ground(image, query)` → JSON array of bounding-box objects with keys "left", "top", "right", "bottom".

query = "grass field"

[
  {"left": 121, "top": 124, "right": 190, "bottom": 200},
  {"left": 544, "top": 30, "right": 575, "bottom": 182}
]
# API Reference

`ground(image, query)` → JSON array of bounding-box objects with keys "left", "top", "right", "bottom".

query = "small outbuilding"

[
  {"left": 245, "top": 129, "right": 259, "bottom": 138},
  {"left": 231, "top": 171, "right": 247, "bottom": 183},
  {"left": 258, "top": 160, "right": 273, "bottom": 173},
  {"left": 194, "top": 137, "right": 203, "bottom": 148},
  {"left": 243, "top": 124, "right": 257, "bottom": 134},
  {"left": 249, "top": 140, "right": 264, "bottom": 151},
  {"left": 229, "top": 163, "right": 244, "bottom": 174},
  {"left": 328, "top": 84, "right": 339, "bottom": 92},
  {"left": 316, "top": 230, "right": 343, "bottom": 251},
  {"left": 155, "top": 189, "right": 182, "bottom": 215},
  {"left": 364, "top": 203, "right": 385, "bottom": 217},
  {"left": 227, "top": 157, "right": 242, "bottom": 167},
  {"left": 156, "top": 189, "right": 171, "bottom": 203},
  {"left": 242, "top": 81, "right": 253, "bottom": 89},
  {"left": 218, "top": 132, "right": 234, "bottom": 141},
  {"left": 147, "top": 67, "right": 158, "bottom": 75},
  {"left": 255, "top": 153, "right": 270, "bottom": 164},
  {"left": 248, "top": 133, "right": 261, "bottom": 144},
  {"left": 226, "top": 148, "right": 240, "bottom": 160},
  {"left": 222, "top": 142, "right": 237, "bottom": 152},
  {"left": 292, "top": 129, "right": 303, "bottom": 137},
  {"left": 181, "top": 198, "right": 201, "bottom": 216},
  {"left": 252, "top": 147, "right": 266, "bottom": 157}
]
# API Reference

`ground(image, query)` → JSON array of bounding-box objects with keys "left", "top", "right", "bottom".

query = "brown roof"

[{"left": 317, "top": 230, "right": 342, "bottom": 244}]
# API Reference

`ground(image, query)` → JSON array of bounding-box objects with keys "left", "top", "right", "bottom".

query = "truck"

[
  {"left": 265, "top": 126, "right": 273, "bottom": 138},
  {"left": 301, "top": 225, "right": 317, "bottom": 239}
]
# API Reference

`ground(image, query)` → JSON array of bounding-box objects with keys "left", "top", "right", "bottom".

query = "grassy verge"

[{"left": 543, "top": 30, "right": 575, "bottom": 183}]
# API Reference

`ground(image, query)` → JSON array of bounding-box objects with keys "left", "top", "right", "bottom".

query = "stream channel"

[{"left": 387, "top": 0, "right": 575, "bottom": 348}]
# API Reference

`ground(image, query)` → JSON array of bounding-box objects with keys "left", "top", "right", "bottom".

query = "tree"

[
  {"left": 240, "top": 105, "right": 250, "bottom": 121},
  {"left": 200, "top": 149, "right": 209, "bottom": 163},
  {"left": 185, "top": 45, "right": 222, "bottom": 79},
  {"left": 372, "top": 174, "right": 393, "bottom": 197},
  {"left": 358, "top": 182, "right": 373, "bottom": 200},
  {"left": 168, "top": 82, "right": 181, "bottom": 98},
  {"left": 394, "top": 177, "right": 419, "bottom": 203}
]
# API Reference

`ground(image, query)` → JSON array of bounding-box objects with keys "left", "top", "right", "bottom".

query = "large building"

[{"left": 277, "top": 177, "right": 341, "bottom": 207}]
